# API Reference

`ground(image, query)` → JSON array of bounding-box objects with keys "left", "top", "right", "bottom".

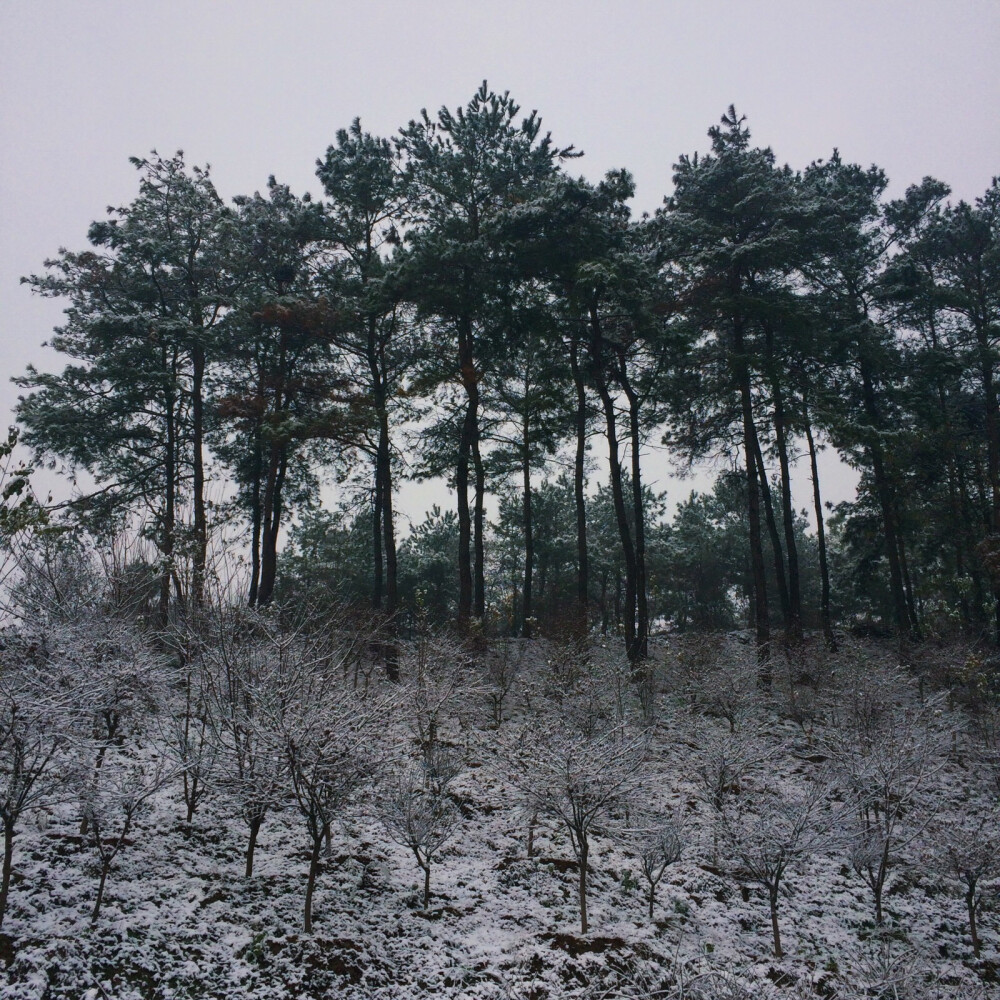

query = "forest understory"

[{"left": 1, "top": 608, "right": 998, "bottom": 1000}]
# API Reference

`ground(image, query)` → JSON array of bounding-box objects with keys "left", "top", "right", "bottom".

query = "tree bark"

[
  {"left": 473, "top": 435, "right": 486, "bottom": 621},
  {"left": 246, "top": 816, "right": 262, "bottom": 878},
  {"left": 590, "top": 307, "right": 639, "bottom": 659},
  {"left": 191, "top": 338, "right": 207, "bottom": 607},
  {"left": 769, "top": 885, "right": 782, "bottom": 958},
  {"left": 421, "top": 860, "right": 431, "bottom": 908},
  {"left": 967, "top": 885, "right": 981, "bottom": 957},
  {"left": 521, "top": 416, "right": 534, "bottom": 638},
  {"left": 91, "top": 863, "right": 110, "bottom": 925},
  {"left": 256, "top": 443, "right": 288, "bottom": 606},
  {"left": 733, "top": 315, "right": 771, "bottom": 680},
  {"left": 860, "top": 360, "right": 910, "bottom": 639},
  {"left": 379, "top": 413, "right": 398, "bottom": 614},
  {"left": 247, "top": 436, "right": 263, "bottom": 607},
  {"left": 571, "top": 338, "right": 590, "bottom": 635},
  {"left": 771, "top": 382, "right": 802, "bottom": 641},
  {"left": 752, "top": 430, "right": 791, "bottom": 633},
  {"left": 159, "top": 349, "right": 178, "bottom": 628},
  {"left": 804, "top": 409, "right": 836, "bottom": 649},
  {"left": 456, "top": 320, "right": 476, "bottom": 625},
  {"left": 0, "top": 818, "right": 13, "bottom": 928},
  {"left": 619, "top": 350, "right": 649, "bottom": 662},
  {"left": 304, "top": 836, "right": 321, "bottom": 933}
]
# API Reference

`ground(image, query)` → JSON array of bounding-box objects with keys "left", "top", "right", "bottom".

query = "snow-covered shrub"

[
  {"left": 270, "top": 631, "right": 392, "bottom": 932},
  {"left": 160, "top": 613, "right": 217, "bottom": 823},
  {"left": 623, "top": 808, "right": 684, "bottom": 919},
  {"left": 923, "top": 802, "right": 1000, "bottom": 957},
  {"left": 380, "top": 767, "right": 458, "bottom": 908},
  {"left": 201, "top": 606, "right": 293, "bottom": 877},
  {"left": 402, "top": 630, "right": 469, "bottom": 753},
  {"left": 79, "top": 743, "right": 168, "bottom": 923},
  {"left": 829, "top": 696, "right": 947, "bottom": 927},
  {"left": 518, "top": 723, "right": 647, "bottom": 933},
  {"left": 715, "top": 781, "right": 837, "bottom": 957},
  {"left": 691, "top": 724, "right": 773, "bottom": 817},
  {"left": 0, "top": 631, "right": 80, "bottom": 927},
  {"left": 482, "top": 640, "right": 524, "bottom": 728}
]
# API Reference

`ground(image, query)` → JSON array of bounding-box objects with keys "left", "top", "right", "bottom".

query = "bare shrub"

[
  {"left": 0, "top": 630, "right": 80, "bottom": 927},
  {"left": 832, "top": 935, "right": 960, "bottom": 1000},
  {"left": 380, "top": 768, "right": 458, "bottom": 907},
  {"left": 969, "top": 703, "right": 1000, "bottom": 794},
  {"left": 79, "top": 745, "right": 168, "bottom": 923},
  {"left": 828, "top": 644, "right": 911, "bottom": 736},
  {"left": 483, "top": 640, "right": 524, "bottom": 728},
  {"left": 829, "top": 697, "right": 946, "bottom": 926},
  {"left": 716, "top": 781, "right": 836, "bottom": 957},
  {"left": 402, "top": 631, "right": 467, "bottom": 760},
  {"left": 161, "top": 616, "right": 216, "bottom": 823},
  {"left": 65, "top": 619, "right": 164, "bottom": 835},
  {"left": 624, "top": 809, "right": 684, "bottom": 919},
  {"left": 691, "top": 724, "right": 773, "bottom": 817},
  {"left": 923, "top": 802, "right": 1000, "bottom": 957},
  {"left": 271, "top": 634, "right": 390, "bottom": 933},
  {"left": 690, "top": 641, "right": 762, "bottom": 732},
  {"left": 202, "top": 607, "right": 293, "bottom": 877},
  {"left": 519, "top": 724, "right": 647, "bottom": 933}
]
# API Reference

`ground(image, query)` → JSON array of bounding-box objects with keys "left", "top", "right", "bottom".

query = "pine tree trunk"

[
  {"left": 860, "top": 360, "right": 909, "bottom": 638},
  {"left": 379, "top": 413, "right": 398, "bottom": 614},
  {"left": 457, "top": 322, "right": 476, "bottom": 626},
  {"left": 621, "top": 355, "right": 649, "bottom": 662},
  {"left": 247, "top": 437, "right": 263, "bottom": 606},
  {"left": 522, "top": 419, "right": 534, "bottom": 638},
  {"left": 734, "top": 317, "right": 771, "bottom": 681},
  {"left": 473, "top": 436, "right": 486, "bottom": 621},
  {"left": 160, "top": 351, "right": 178, "bottom": 628},
  {"left": 975, "top": 319, "right": 1000, "bottom": 642},
  {"left": 590, "top": 307, "right": 638, "bottom": 659},
  {"left": 804, "top": 410, "right": 836, "bottom": 649},
  {"left": 571, "top": 338, "right": 590, "bottom": 636},
  {"left": 771, "top": 383, "right": 802, "bottom": 641},
  {"left": 371, "top": 461, "right": 384, "bottom": 609},
  {"left": 191, "top": 338, "right": 207, "bottom": 607},
  {"left": 256, "top": 444, "right": 287, "bottom": 606},
  {"left": 752, "top": 431, "right": 791, "bottom": 630},
  {"left": 896, "top": 521, "right": 923, "bottom": 640}
]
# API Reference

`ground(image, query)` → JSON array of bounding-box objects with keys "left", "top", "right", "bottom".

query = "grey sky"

[{"left": 2, "top": 0, "right": 998, "bottom": 516}]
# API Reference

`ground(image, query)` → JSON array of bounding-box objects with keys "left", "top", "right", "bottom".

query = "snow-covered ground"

[{"left": 1, "top": 633, "right": 997, "bottom": 999}]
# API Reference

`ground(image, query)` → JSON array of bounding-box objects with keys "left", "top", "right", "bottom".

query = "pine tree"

[
  {"left": 18, "top": 152, "right": 229, "bottom": 621},
  {"left": 396, "top": 82, "right": 576, "bottom": 627}
]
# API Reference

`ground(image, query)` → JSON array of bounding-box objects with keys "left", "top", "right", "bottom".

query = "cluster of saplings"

[
  {"left": 11, "top": 83, "right": 1000, "bottom": 670},
  {"left": 1, "top": 548, "right": 998, "bottom": 987}
]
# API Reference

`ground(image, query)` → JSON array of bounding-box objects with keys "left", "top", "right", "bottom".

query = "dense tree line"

[{"left": 12, "top": 86, "right": 1000, "bottom": 665}]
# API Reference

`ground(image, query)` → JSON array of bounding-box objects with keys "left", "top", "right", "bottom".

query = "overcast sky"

[{"left": 2, "top": 0, "right": 998, "bottom": 518}]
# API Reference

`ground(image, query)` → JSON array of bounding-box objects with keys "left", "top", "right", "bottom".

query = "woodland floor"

[{"left": 1, "top": 632, "right": 998, "bottom": 999}]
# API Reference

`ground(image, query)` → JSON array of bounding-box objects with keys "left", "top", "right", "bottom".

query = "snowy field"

[{"left": 1, "top": 627, "right": 998, "bottom": 999}]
